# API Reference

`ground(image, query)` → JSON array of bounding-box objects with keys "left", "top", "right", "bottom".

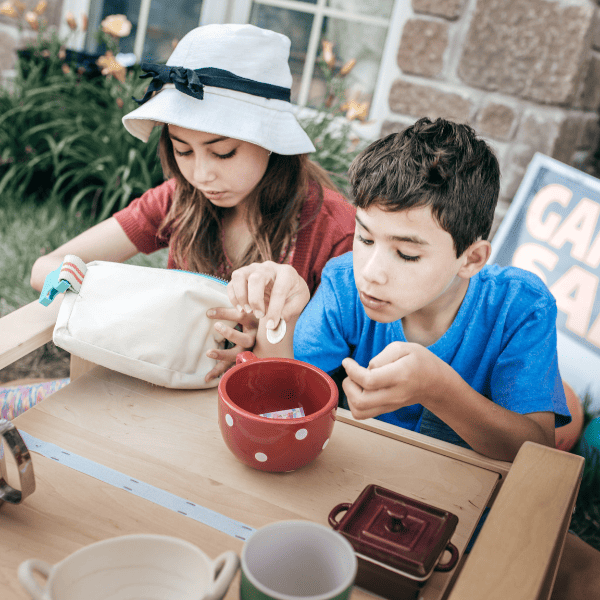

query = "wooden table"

[{"left": 0, "top": 364, "right": 510, "bottom": 600}]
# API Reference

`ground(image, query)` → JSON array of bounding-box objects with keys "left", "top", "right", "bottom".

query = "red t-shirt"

[{"left": 113, "top": 178, "right": 356, "bottom": 295}]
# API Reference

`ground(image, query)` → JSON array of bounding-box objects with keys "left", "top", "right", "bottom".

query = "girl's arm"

[
  {"left": 204, "top": 263, "right": 309, "bottom": 381},
  {"left": 30, "top": 217, "right": 139, "bottom": 292},
  {"left": 228, "top": 261, "right": 310, "bottom": 359}
]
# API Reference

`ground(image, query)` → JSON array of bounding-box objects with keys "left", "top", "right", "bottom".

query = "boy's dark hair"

[{"left": 348, "top": 117, "right": 500, "bottom": 257}]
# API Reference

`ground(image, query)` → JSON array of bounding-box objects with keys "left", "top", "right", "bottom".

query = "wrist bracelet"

[{"left": 0, "top": 419, "right": 35, "bottom": 506}]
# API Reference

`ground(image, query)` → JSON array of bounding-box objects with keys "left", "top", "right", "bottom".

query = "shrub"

[
  {"left": 299, "top": 53, "right": 367, "bottom": 195},
  {"left": 0, "top": 40, "right": 363, "bottom": 222},
  {"left": 0, "top": 54, "right": 163, "bottom": 221}
]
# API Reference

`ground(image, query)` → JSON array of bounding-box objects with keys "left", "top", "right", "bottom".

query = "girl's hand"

[
  {"left": 228, "top": 261, "right": 310, "bottom": 333},
  {"left": 204, "top": 307, "right": 258, "bottom": 382}
]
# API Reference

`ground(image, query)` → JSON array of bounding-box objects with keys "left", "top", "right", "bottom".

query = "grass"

[
  {"left": 0, "top": 193, "right": 92, "bottom": 316},
  {"left": 1, "top": 190, "right": 599, "bottom": 551},
  {"left": 0, "top": 191, "right": 166, "bottom": 317},
  {"left": 0, "top": 190, "right": 167, "bottom": 384}
]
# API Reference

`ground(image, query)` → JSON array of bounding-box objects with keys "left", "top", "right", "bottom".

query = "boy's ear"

[{"left": 458, "top": 239, "right": 491, "bottom": 279}]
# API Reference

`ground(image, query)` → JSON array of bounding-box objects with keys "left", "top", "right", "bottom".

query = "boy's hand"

[
  {"left": 341, "top": 342, "right": 448, "bottom": 419},
  {"left": 228, "top": 261, "right": 310, "bottom": 332},
  {"left": 204, "top": 307, "right": 258, "bottom": 382}
]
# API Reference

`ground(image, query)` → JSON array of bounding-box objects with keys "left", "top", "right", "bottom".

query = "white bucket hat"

[{"left": 122, "top": 24, "right": 316, "bottom": 155}]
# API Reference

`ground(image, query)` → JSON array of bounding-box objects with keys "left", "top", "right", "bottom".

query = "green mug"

[{"left": 241, "top": 521, "right": 357, "bottom": 600}]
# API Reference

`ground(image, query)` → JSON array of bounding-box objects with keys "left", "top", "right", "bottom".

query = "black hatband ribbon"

[{"left": 133, "top": 63, "right": 291, "bottom": 105}]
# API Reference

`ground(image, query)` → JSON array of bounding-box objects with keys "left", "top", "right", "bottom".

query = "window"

[
  {"left": 245, "top": 0, "right": 395, "bottom": 113},
  {"left": 64, "top": 0, "right": 409, "bottom": 121},
  {"left": 80, "top": 0, "right": 204, "bottom": 63}
]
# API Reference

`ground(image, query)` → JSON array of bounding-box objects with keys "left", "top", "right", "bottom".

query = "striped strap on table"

[{"left": 19, "top": 431, "right": 256, "bottom": 542}]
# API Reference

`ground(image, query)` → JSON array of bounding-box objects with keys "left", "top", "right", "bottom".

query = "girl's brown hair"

[{"left": 157, "top": 125, "right": 339, "bottom": 274}]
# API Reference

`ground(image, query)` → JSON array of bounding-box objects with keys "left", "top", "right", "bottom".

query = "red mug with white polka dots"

[{"left": 217, "top": 352, "right": 338, "bottom": 472}]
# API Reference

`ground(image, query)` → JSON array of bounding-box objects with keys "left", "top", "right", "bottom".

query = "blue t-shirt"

[{"left": 294, "top": 252, "right": 571, "bottom": 448}]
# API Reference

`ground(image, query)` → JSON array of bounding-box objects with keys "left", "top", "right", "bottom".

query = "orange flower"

[
  {"left": 341, "top": 100, "right": 369, "bottom": 121},
  {"left": 116, "top": 97, "right": 124, "bottom": 108},
  {"left": 339, "top": 58, "right": 356, "bottom": 77},
  {"left": 61, "top": 63, "right": 71, "bottom": 75},
  {"left": 321, "top": 40, "right": 335, "bottom": 69},
  {"left": 97, "top": 51, "right": 126, "bottom": 82},
  {"left": 81, "top": 13, "right": 88, "bottom": 32},
  {"left": 101, "top": 14, "right": 132, "bottom": 38},
  {"left": 0, "top": 1, "right": 17, "bottom": 17},
  {"left": 24, "top": 10, "right": 39, "bottom": 30},
  {"left": 33, "top": 0, "right": 46, "bottom": 15},
  {"left": 58, "top": 46, "right": 66, "bottom": 60},
  {"left": 349, "top": 135, "right": 361, "bottom": 152},
  {"left": 65, "top": 10, "right": 77, "bottom": 30}
]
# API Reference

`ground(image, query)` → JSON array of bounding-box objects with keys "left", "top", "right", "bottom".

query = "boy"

[
  {"left": 227, "top": 116, "right": 569, "bottom": 462},
  {"left": 225, "top": 117, "right": 600, "bottom": 600}
]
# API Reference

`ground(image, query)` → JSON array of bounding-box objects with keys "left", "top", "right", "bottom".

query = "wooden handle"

[
  {"left": 447, "top": 442, "right": 583, "bottom": 600},
  {"left": 0, "top": 298, "right": 61, "bottom": 370}
]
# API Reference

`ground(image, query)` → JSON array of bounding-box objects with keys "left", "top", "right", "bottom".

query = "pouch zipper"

[{"left": 172, "top": 269, "right": 229, "bottom": 286}]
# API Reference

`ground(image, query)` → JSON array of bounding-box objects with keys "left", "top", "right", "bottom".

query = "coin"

[{"left": 266, "top": 318, "right": 286, "bottom": 344}]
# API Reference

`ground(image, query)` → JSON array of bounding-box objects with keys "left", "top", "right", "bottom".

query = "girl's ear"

[{"left": 458, "top": 239, "right": 492, "bottom": 279}]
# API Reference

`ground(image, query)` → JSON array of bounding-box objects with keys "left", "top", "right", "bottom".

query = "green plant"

[
  {"left": 298, "top": 43, "right": 368, "bottom": 195},
  {"left": 0, "top": 7, "right": 159, "bottom": 221},
  {"left": 569, "top": 394, "right": 600, "bottom": 551},
  {"left": 301, "top": 109, "right": 362, "bottom": 194},
  {"left": 0, "top": 63, "right": 163, "bottom": 220},
  {"left": 1, "top": 32, "right": 363, "bottom": 222}
]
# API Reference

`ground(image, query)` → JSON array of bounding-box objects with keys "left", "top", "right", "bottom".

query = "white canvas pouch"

[{"left": 39, "top": 256, "right": 237, "bottom": 389}]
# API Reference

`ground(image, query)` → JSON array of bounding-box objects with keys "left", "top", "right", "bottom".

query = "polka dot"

[
  {"left": 255, "top": 452, "right": 268, "bottom": 462},
  {"left": 225, "top": 414, "right": 233, "bottom": 427},
  {"left": 322, "top": 439, "right": 329, "bottom": 449},
  {"left": 295, "top": 429, "right": 308, "bottom": 440}
]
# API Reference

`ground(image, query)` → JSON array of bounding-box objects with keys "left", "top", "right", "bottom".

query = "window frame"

[
  {"left": 61, "top": 0, "right": 411, "bottom": 130},
  {"left": 228, "top": 0, "right": 411, "bottom": 126}
]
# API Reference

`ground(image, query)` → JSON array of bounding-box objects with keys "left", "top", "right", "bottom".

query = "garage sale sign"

[{"left": 490, "top": 153, "right": 600, "bottom": 407}]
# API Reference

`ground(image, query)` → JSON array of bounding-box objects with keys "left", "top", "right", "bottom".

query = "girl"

[{"left": 30, "top": 23, "right": 356, "bottom": 383}]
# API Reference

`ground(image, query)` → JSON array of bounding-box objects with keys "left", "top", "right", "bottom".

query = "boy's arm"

[{"left": 342, "top": 342, "right": 555, "bottom": 462}]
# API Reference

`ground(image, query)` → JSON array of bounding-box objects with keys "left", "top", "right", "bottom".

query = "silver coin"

[{"left": 266, "top": 318, "right": 287, "bottom": 344}]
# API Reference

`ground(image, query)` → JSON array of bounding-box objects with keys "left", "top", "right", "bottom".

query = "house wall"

[{"left": 380, "top": 0, "right": 600, "bottom": 224}]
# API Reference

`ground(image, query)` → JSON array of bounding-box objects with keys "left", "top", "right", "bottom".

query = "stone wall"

[
  {"left": 0, "top": 0, "right": 64, "bottom": 84},
  {"left": 382, "top": 0, "right": 600, "bottom": 226}
]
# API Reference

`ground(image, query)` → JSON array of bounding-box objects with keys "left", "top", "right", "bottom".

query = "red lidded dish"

[{"left": 328, "top": 484, "right": 459, "bottom": 600}]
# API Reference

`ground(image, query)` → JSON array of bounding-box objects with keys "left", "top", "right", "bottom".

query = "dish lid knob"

[{"left": 386, "top": 509, "right": 408, "bottom": 533}]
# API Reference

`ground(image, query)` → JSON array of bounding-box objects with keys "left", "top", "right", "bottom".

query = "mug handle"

[
  {"left": 434, "top": 541, "right": 459, "bottom": 572},
  {"left": 206, "top": 550, "right": 240, "bottom": 600},
  {"left": 236, "top": 351, "right": 258, "bottom": 365},
  {"left": 328, "top": 503, "right": 352, "bottom": 529},
  {"left": 18, "top": 559, "right": 53, "bottom": 599}
]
